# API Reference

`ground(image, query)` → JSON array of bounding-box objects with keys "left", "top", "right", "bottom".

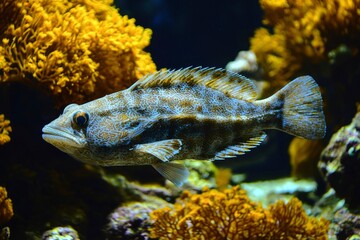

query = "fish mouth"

[{"left": 42, "top": 125, "right": 86, "bottom": 148}]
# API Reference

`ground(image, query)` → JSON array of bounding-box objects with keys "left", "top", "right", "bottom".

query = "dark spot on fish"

[
  {"left": 126, "top": 120, "right": 142, "bottom": 129},
  {"left": 183, "top": 75, "right": 196, "bottom": 86},
  {"left": 132, "top": 106, "right": 149, "bottom": 116},
  {"left": 211, "top": 69, "right": 227, "bottom": 79},
  {"left": 228, "top": 75, "right": 238, "bottom": 83}
]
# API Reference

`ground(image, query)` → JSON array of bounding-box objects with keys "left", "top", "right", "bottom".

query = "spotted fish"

[{"left": 42, "top": 67, "right": 326, "bottom": 186}]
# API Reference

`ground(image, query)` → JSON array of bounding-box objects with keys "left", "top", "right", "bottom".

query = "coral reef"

[
  {"left": 330, "top": 208, "right": 360, "bottom": 240},
  {"left": 42, "top": 226, "right": 79, "bottom": 240},
  {"left": 106, "top": 200, "right": 169, "bottom": 240},
  {"left": 215, "top": 167, "right": 232, "bottom": 190},
  {"left": 251, "top": 0, "right": 360, "bottom": 85},
  {"left": 180, "top": 160, "right": 217, "bottom": 190},
  {"left": 0, "top": 186, "right": 13, "bottom": 225},
  {"left": 225, "top": 50, "right": 259, "bottom": 75},
  {"left": 313, "top": 189, "right": 360, "bottom": 240},
  {"left": 0, "top": 227, "right": 10, "bottom": 240},
  {"left": 149, "top": 186, "right": 329, "bottom": 239},
  {"left": 319, "top": 111, "right": 360, "bottom": 207},
  {"left": 225, "top": 50, "right": 269, "bottom": 97},
  {"left": 0, "top": 0, "right": 156, "bottom": 105},
  {"left": 0, "top": 115, "right": 11, "bottom": 145}
]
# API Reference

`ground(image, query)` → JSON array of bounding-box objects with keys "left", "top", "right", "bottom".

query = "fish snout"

[{"left": 42, "top": 124, "right": 86, "bottom": 148}]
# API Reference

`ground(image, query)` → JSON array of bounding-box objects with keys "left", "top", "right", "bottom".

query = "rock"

[
  {"left": 42, "top": 226, "right": 79, "bottom": 240},
  {"left": 319, "top": 112, "right": 360, "bottom": 207}
]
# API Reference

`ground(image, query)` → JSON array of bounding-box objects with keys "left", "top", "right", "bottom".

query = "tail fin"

[{"left": 272, "top": 76, "right": 326, "bottom": 139}]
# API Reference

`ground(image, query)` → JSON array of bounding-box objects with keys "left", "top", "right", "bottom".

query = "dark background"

[{"left": 116, "top": 0, "right": 262, "bottom": 69}]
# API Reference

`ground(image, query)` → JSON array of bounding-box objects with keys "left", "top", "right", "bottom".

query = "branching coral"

[
  {"left": 251, "top": 0, "right": 360, "bottom": 86},
  {"left": 0, "top": 0, "right": 156, "bottom": 105},
  {"left": 149, "top": 186, "right": 329, "bottom": 240},
  {"left": 0, "top": 114, "right": 11, "bottom": 145},
  {"left": 0, "top": 186, "right": 13, "bottom": 225}
]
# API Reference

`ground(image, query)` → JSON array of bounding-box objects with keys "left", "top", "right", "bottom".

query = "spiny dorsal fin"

[
  {"left": 212, "top": 132, "right": 267, "bottom": 161},
  {"left": 152, "top": 162, "right": 189, "bottom": 187},
  {"left": 133, "top": 139, "right": 182, "bottom": 162},
  {"left": 129, "top": 67, "right": 259, "bottom": 101}
]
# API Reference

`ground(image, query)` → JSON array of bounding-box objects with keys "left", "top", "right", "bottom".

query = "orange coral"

[
  {"left": 251, "top": 0, "right": 360, "bottom": 85},
  {"left": 149, "top": 186, "right": 329, "bottom": 240},
  {"left": 215, "top": 167, "right": 232, "bottom": 190},
  {"left": 0, "top": 114, "right": 11, "bottom": 145},
  {"left": 0, "top": 186, "right": 13, "bottom": 225},
  {"left": 0, "top": 0, "right": 156, "bottom": 105},
  {"left": 289, "top": 138, "right": 325, "bottom": 179}
]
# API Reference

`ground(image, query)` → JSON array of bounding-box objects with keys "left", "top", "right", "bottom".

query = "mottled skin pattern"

[
  {"left": 91, "top": 85, "right": 268, "bottom": 162},
  {"left": 42, "top": 67, "right": 325, "bottom": 185},
  {"left": 46, "top": 84, "right": 268, "bottom": 165}
]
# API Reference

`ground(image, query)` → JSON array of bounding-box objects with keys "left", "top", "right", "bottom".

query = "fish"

[{"left": 42, "top": 67, "right": 326, "bottom": 187}]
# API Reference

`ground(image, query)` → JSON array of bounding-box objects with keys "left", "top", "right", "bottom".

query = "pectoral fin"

[
  {"left": 213, "top": 132, "right": 267, "bottom": 160},
  {"left": 152, "top": 162, "right": 189, "bottom": 187},
  {"left": 133, "top": 139, "right": 182, "bottom": 162}
]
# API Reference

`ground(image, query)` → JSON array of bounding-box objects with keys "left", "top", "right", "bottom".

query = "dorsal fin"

[{"left": 128, "top": 67, "right": 259, "bottom": 101}]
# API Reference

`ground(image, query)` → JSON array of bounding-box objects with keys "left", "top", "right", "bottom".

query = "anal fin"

[
  {"left": 212, "top": 132, "right": 267, "bottom": 161},
  {"left": 152, "top": 162, "right": 189, "bottom": 187},
  {"left": 133, "top": 139, "right": 182, "bottom": 162}
]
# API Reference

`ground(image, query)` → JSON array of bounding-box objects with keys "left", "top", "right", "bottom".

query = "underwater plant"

[
  {"left": 149, "top": 186, "right": 329, "bottom": 239},
  {"left": 251, "top": 0, "right": 360, "bottom": 86},
  {"left": 0, "top": 186, "right": 13, "bottom": 225},
  {"left": 0, "top": 114, "right": 11, "bottom": 145},
  {"left": 0, "top": 0, "right": 156, "bottom": 106}
]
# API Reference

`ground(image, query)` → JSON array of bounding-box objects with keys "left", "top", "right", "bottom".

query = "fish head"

[{"left": 42, "top": 103, "right": 89, "bottom": 157}]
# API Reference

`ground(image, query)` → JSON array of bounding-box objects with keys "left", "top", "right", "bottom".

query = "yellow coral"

[
  {"left": 149, "top": 186, "right": 329, "bottom": 240},
  {"left": 215, "top": 167, "right": 232, "bottom": 190},
  {"left": 0, "top": 186, "right": 13, "bottom": 225},
  {"left": 251, "top": 0, "right": 360, "bottom": 85},
  {"left": 289, "top": 137, "right": 325, "bottom": 179},
  {"left": 0, "top": 114, "right": 11, "bottom": 145},
  {"left": 0, "top": 0, "right": 156, "bottom": 105}
]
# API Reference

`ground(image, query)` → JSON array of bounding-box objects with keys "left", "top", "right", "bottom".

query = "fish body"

[{"left": 42, "top": 67, "right": 326, "bottom": 186}]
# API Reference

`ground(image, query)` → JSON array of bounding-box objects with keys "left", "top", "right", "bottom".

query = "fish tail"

[{"left": 269, "top": 76, "right": 326, "bottom": 139}]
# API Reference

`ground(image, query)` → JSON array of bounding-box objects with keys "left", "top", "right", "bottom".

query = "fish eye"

[{"left": 73, "top": 111, "right": 89, "bottom": 127}]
